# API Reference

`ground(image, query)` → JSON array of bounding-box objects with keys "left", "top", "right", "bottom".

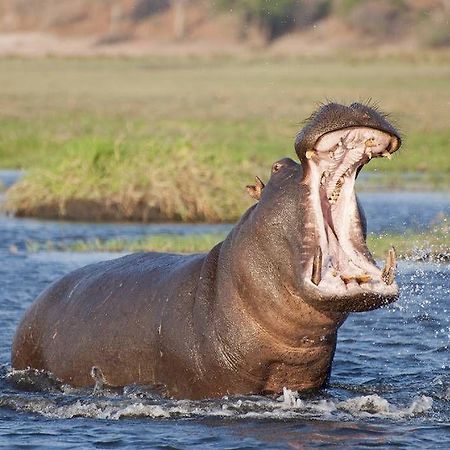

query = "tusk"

[
  {"left": 311, "top": 246, "right": 322, "bottom": 286},
  {"left": 382, "top": 246, "right": 397, "bottom": 285}
]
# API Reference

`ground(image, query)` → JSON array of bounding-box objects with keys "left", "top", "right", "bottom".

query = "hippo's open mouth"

[{"left": 303, "top": 126, "right": 399, "bottom": 309}]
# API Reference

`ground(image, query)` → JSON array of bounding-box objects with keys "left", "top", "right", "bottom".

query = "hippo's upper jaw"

[{"left": 296, "top": 103, "right": 401, "bottom": 312}]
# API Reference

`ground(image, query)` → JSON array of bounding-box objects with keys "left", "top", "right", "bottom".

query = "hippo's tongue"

[{"left": 305, "top": 127, "right": 398, "bottom": 297}]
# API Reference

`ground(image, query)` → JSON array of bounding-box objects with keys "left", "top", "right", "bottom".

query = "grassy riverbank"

[
  {"left": 1, "top": 56, "right": 449, "bottom": 222},
  {"left": 24, "top": 225, "right": 449, "bottom": 262}
]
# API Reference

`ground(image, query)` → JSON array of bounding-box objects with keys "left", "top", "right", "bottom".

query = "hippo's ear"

[{"left": 246, "top": 176, "right": 265, "bottom": 201}]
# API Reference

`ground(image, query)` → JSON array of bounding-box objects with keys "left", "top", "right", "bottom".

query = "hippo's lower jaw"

[{"left": 302, "top": 126, "right": 399, "bottom": 312}]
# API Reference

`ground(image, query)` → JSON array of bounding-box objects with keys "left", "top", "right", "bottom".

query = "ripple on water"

[{"left": 0, "top": 369, "right": 434, "bottom": 423}]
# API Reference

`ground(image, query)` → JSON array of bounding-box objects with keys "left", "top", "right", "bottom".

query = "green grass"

[
  {"left": 25, "top": 233, "right": 227, "bottom": 254},
  {"left": 23, "top": 223, "right": 449, "bottom": 263},
  {"left": 367, "top": 225, "right": 449, "bottom": 262},
  {"left": 1, "top": 56, "right": 449, "bottom": 221}
]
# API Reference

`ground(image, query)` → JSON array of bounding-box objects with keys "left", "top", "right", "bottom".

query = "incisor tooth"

[
  {"left": 340, "top": 275, "right": 355, "bottom": 285},
  {"left": 356, "top": 274, "right": 372, "bottom": 284},
  {"left": 311, "top": 246, "right": 322, "bottom": 286}
]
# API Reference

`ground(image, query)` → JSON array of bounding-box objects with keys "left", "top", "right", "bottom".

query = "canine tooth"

[
  {"left": 366, "top": 150, "right": 372, "bottom": 159},
  {"left": 356, "top": 274, "right": 372, "bottom": 284},
  {"left": 311, "top": 246, "right": 322, "bottom": 286},
  {"left": 382, "top": 151, "right": 392, "bottom": 160},
  {"left": 382, "top": 246, "right": 397, "bottom": 285},
  {"left": 306, "top": 150, "right": 315, "bottom": 160}
]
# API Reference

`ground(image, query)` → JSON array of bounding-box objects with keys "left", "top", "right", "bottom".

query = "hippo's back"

[{"left": 12, "top": 251, "right": 206, "bottom": 387}]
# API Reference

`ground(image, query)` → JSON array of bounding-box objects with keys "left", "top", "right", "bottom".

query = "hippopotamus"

[{"left": 12, "top": 102, "right": 401, "bottom": 399}]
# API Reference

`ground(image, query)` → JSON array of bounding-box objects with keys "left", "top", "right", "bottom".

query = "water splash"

[{"left": 0, "top": 369, "right": 433, "bottom": 422}]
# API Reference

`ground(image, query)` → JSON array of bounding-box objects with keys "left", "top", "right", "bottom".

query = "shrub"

[
  {"left": 343, "top": 0, "right": 409, "bottom": 40},
  {"left": 216, "top": 0, "right": 298, "bottom": 41}
]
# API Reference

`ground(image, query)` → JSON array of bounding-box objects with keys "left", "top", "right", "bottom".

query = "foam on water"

[
  {"left": 279, "top": 388, "right": 432, "bottom": 420},
  {"left": 0, "top": 369, "right": 433, "bottom": 422}
]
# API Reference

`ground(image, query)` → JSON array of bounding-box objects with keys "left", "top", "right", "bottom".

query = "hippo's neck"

[
  {"left": 192, "top": 234, "right": 347, "bottom": 395},
  {"left": 256, "top": 296, "right": 343, "bottom": 393},
  {"left": 211, "top": 285, "right": 344, "bottom": 394},
  {"left": 239, "top": 287, "right": 345, "bottom": 393}
]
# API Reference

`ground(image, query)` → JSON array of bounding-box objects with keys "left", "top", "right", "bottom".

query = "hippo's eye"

[{"left": 272, "top": 162, "right": 283, "bottom": 173}]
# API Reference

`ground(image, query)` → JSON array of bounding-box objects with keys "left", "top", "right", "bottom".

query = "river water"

[{"left": 0, "top": 171, "right": 449, "bottom": 449}]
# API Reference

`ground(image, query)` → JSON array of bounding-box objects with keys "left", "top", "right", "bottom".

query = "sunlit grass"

[{"left": 1, "top": 56, "right": 449, "bottom": 221}]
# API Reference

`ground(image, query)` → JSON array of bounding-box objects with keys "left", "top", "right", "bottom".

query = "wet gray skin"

[{"left": 12, "top": 102, "right": 402, "bottom": 400}]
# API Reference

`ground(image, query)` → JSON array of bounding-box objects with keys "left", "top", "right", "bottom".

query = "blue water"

[{"left": 0, "top": 172, "right": 449, "bottom": 449}]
